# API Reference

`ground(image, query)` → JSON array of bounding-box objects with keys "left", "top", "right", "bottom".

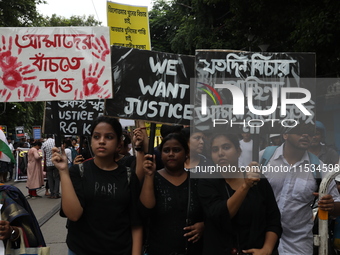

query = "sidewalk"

[{"left": 8, "top": 180, "right": 68, "bottom": 255}]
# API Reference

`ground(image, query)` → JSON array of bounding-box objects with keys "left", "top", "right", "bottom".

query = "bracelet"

[{"left": 135, "top": 147, "right": 143, "bottom": 151}]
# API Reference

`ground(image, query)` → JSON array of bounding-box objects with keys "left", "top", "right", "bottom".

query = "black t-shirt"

[
  {"left": 198, "top": 178, "right": 282, "bottom": 255},
  {"left": 145, "top": 172, "right": 204, "bottom": 255},
  {"left": 66, "top": 159, "right": 141, "bottom": 255}
]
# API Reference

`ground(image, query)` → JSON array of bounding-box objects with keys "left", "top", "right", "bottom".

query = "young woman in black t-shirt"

[
  {"left": 140, "top": 133, "right": 204, "bottom": 255},
  {"left": 51, "top": 116, "right": 142, "bottom": 255},
  {"left": 198, "top": 133, "right": 282, "bottom": 255}
]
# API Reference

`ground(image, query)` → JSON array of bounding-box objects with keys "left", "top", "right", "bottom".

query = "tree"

[
  {"left": 40, "top": 14, "right": 102, "bottom": 27},
  {"left": 0, "top": 1, "right": 101, "bottom": 136},
  {"left": 149, "top": 0, "right": 340, "bottom": 77},
  {"left": 0, "top": 0, "right": 47, "bottom": 136},
  {"left": 149, "top": 0, "right": 179, "bottom": 53},
  {"left": 0, "top": 0, "right": 46, "bottom": 27}
]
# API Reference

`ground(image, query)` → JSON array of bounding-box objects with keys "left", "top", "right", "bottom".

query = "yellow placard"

[{"left": 107, "top": 1, "right": 151, "bottom": 50}]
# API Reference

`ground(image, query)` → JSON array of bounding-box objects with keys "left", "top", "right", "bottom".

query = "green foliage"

[
  {"left": 0, "top": 1, "right": 101, "bottom": 136},
  {"left": 0, "top": 102, "right": 44, "bottom": 136},
  {"left": 41, "top": 14, "right": 102, "bottom": 27},
  {"left": 0, "top": 0, "right": 46, "bottom": 27},
  {"left": 149, "top": 0, "right": 340, "bottom": 77}
]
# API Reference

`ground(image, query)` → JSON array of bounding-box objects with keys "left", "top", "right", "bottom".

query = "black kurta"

[{"left": 198, "top": 177, "right": 282, "bottom": 255}]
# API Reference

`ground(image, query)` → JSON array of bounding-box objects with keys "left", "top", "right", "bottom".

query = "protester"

[
  {"left": 140, "top": 133, "right": 204, "bottom": 255},
  {"left": 115, "top": 133, "right": 135, "bottom": 167},
  {"left": 26, "top": 141, "right": 44, "bottom": 198},
  {"left": 51, "top": 116, "right": 142, "bottom": 255},
  {"left": 269, "top": 134, "right": 283, "bottom": 146},
  {"left": 78, "top": 137, "right": 92, "bottom": 160},
  {"left": 71, "top": 137, "right": 79, "bottom": 150},
  {"left": 0, "top": 160, "right": 8, "bottom": 183},
  {"left": 333, "top": 175, "right": 340, "bottom": 254},
  {"left": 261, "top": 133, "right": 340, "bottom": 255},
  {"left": 238, "top": 133, "right": 253, "bottom": 167},
  {"left": 154, "top": 124, "right": 183, "bottom": 170},
  {"left": 181, "top": 127, "right": 214, "bottom": 176},
  {"left": 42, "top": 135, "right": 60, "bottom": 199},
  {"left": 198, "top": 133, "right": 281, "bottom": 255},
  {"left": 0, "top": 185, "right": 46, "bottom": 248},
  {"left": 62, "top": 139, "right": 73, "bottom": 168},
  {"left": 308, "top": 121, "right": 339, "bottom": 166}
]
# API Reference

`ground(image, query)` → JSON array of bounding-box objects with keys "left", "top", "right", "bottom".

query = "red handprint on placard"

[
  {"left": 2, "top": 65, "right": 36, "bottom": 90},
  {"left": 0, "top": 35, "right": 37, "bottom": 98},
  {"left": 79, "top": 63, "right": 110, "bottom": 98},
  {"left": 0, "top": 36, "right": 23, "bottom": 71},
  {"left": 17, "top": 84, "right": 40, "bottom": 101},
  {"left": 98, "top": 89, "right": 112, "bottom": 99},
  {"left": 73, "top": 89, "right": 84, "bottom": 100},
  {"left": 91, "top": 36, "right": 110, "bottom": 62},
  {"left": 0, "top": 89, "right": 12, "bottom": 102}
]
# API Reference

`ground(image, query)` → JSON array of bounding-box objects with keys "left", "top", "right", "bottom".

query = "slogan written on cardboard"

[
  {"left": 105, "top": 46, "right": 194, "bottom": 125},
  {"left": 44, "top": 100, "right": 104, "bottom": 135},
  {"left": 0, "top": 27, "right": 112, "bottom": 102}
]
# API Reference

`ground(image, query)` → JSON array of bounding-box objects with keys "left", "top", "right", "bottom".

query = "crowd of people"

[{"left": 1, "top": 117, "right": 340, "bottom": 255}]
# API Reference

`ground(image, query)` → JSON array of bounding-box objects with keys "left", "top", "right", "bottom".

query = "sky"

[{"left": 37, "top": 0, "right": 154, "bottom": 25}]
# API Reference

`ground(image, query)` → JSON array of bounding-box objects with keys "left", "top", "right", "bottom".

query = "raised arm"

[
  {"left": 227, "top": 162, "right": 261, "bottom": 218},
  {"left": 51, "top": 147, "right": 83, "bottom": 221},
  {"left": 133, "top": 127, "right": 149, "bottom": 182},
  {"left": 139, "top": 154, "right": 156, "bottom": 209}
]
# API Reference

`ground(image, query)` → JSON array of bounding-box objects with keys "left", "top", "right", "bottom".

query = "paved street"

[{"left": 9, "top": 180, "right": 68, "bottom": 255}]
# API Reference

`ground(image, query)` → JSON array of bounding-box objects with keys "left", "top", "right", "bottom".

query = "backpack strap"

[
  {"left": 307, "top": 151, "right": 321, "bottom": 184},
  {"left": 260, "top": 146, "right": 279, "bottom": 166},
  {"left": 307, "top": 152, "right": 321, "bottom": 209}
]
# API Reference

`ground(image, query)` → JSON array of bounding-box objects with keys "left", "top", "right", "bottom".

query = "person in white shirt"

[
  {"left": 62, "top": 139, "right": 73, "bottom": 168},
  {"left": 261, "top": 133, "right": 340, "bottom": 255},
  {"left": 239, "top": 133, "right": 253, "bottom": 167}
]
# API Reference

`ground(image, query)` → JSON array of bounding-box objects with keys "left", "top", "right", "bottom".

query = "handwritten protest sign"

[
  {"left": 105, "top": 46, "right": 194, "bottom": 125},
  {"left": 193, "top": 50, "right": 316, "bottom": 134},
  {"left": 44, "top": 100, "right": 104, "bottom": 135},
  {"left": 0, "top": 27, "right": 112, "bottom": 102},
  {"left": 107, "top": 1, "right": 150, "bottom": 50}
]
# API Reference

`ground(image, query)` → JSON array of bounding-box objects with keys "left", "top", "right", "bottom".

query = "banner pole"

[{"left": 148, "top": 123, "right": 156, "bottom": 155}]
